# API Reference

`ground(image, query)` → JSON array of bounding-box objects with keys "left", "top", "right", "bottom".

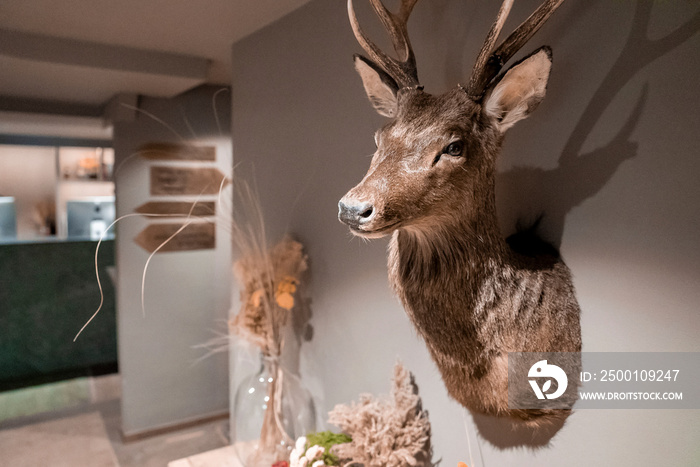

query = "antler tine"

[
  {"left": 369, "top": 0, "right": 418, "bottom": 61},
  {"left": 466, "top": 0, "right": 514, "bottom": 100},
  {"left": 397, "top": 0, "right": 419, "bottom": 21},
  {"left": 348, "top": 0, "right": 420, "bottom": 89},
  {"left": 493, "top": 0, "right": 565, "bottom": 69},
  {"left": 467, "top": 0, "right": 565, "bottom": 101}
]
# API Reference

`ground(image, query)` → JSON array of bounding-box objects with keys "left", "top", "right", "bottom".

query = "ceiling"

[{"left": 0, "top": 0, "right": 313, "bottom": 110}]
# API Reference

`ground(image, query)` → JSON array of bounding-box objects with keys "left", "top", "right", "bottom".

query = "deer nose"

[{"left": 338, "top": 200, "right": 374, "bottom": 227}]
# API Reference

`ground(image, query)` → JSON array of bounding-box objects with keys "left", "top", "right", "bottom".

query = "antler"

[
  {"left": 348, "top": 0, "right": 420, "bottom": 89},
  {"left": 466, "top": 0, "right": 565, "bottom": 101}
]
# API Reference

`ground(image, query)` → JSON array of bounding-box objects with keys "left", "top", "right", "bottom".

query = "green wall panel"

[{"left": 0, "top": 240, "right": 116, "bottom": 390}]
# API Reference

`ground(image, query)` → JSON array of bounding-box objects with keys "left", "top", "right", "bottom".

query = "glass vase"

[{"left": 232, "top": 355, "right": 316, "bottom": 466}]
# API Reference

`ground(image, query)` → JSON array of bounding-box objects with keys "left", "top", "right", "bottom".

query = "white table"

[{"left": 168, "top": 445, "right": 243, "bottom": 467}]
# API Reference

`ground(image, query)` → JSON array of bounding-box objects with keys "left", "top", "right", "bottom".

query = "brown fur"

[
  {"left": 339, "top": 74, "right": 581, "bottom": 423},
  {"left": 340, "top": 0, "right": 580, "bottom": 424}
]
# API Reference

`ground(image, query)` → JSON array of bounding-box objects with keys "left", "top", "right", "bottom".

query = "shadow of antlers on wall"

[
  {"left": 472, "top": 1, "right": 698, "bottom": 449},
  {"left": 497, "top": 84, "right": 646, "bottom": 249},
  {"left": 497, "top": 2, "right": 700, "bottom": 250}
]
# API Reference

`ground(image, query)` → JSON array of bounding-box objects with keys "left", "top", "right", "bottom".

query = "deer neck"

[
  {"left": 389, "top": 178, "right": 509, "bottom": 288},
  {"left": 387, "top": 180, "right": 511, "bottom": 366}
]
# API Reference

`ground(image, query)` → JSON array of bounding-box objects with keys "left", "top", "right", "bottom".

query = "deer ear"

[
  {"left": 354, "top": 54, "right": 400, "bottom": 118},
  {"left": 483, "top": 47, "right": 552, "bottom": 133}
]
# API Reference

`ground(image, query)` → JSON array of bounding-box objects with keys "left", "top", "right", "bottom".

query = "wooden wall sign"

[
  {"left": 134, "top": 222, "right": 215, "bottom": 253},
  {"left": 150, "top": 167, "right": 229, "bottom": 196},
  {"left": 139, "top": 143, "right": 216, "bottom": 162},
  {"left": 135, "top": 201, "right": 216, "bottom": 217}
]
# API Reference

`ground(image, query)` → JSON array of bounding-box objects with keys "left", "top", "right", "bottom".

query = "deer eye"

[
  {"left": 432, "top": 141, "right": 465, "bottom": 166},
  {"left": 445, "top": 141, "right": 464, "bottom": 157}
]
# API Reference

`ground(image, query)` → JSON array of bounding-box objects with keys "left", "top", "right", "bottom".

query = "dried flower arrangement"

[
  {"left": 227, "top": 178, "right": 309, "bottom": 358},
  {"left": 228, "top": 181, "right": 313, "bottom": 466},
  {"left": 230, "top": 235, "right": 307, "bottom": 357},
  {"left": 292, "top": 362, "right": 433, "bottom": 467}
]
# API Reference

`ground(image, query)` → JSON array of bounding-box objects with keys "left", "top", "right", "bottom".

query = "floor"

[{"left": 0, "top": 374, "right": 230, "bottom": 467}]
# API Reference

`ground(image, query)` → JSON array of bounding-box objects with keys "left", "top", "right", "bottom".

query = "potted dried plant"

[{"left": 229, "top": 184, "right": 315, "bottom": 466}]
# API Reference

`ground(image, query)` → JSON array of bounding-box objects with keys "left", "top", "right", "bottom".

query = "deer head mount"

[{"left": 339, "top": 0, "right": 581, "bottom": 425}]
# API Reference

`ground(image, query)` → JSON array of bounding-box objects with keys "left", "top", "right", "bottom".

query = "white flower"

[
  {"left": 290, "top": 448, "right": 301, "bottom": 466},
  {"left": 290, "top": 437, "right": 327, "bottom": 467},
  {"left": 290, "top": 436, "right": 308, "bottom": 467},
  {"left": 305, "top": 445, "right": 325, "bottom": 461},
  {"left": 295, "top": 436, "right": 307, "bottom": 452}
]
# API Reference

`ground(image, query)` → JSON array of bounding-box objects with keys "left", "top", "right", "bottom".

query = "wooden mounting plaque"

[
  {"left": 135, "top": 201, "right": 216, "bottom": 217},
  {"left": 139, "top": 142, "right": 216, "bottom": 161},
  {"left": 150, "top": 166, "right": 230, "bottom": 196},
  {"left": 134, "top": 222, "right": 215, "bottom": 253}
]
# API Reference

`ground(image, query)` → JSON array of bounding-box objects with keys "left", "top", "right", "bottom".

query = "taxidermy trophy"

[{"left": 338, "top": 0, "right": 582, "bottom": 426}]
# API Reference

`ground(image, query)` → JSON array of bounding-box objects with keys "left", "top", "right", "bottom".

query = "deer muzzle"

[{"left": 338, "top": 199, "right": 375, "bottom": 229}]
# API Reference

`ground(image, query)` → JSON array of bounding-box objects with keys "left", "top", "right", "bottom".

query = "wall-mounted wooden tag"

[
  {"left": 135, "top": 201, "right": 216, "bottom": 217},
  {"left": 134, "top": 222, "right": 215, "bottom": 253},
  {"left": 139, "top": 142, "right": 216, "bottom": 161},
  {"left": 150, "top": 167, "right": 229, "bottom": 196}
]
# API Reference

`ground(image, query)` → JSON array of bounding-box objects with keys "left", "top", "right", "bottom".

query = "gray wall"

[
  {"left": 231, "top": 1, "right": 699, "bottom": 465},
  {"left": 114, "top": 86, "right": 232, "bottom": 437}
]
